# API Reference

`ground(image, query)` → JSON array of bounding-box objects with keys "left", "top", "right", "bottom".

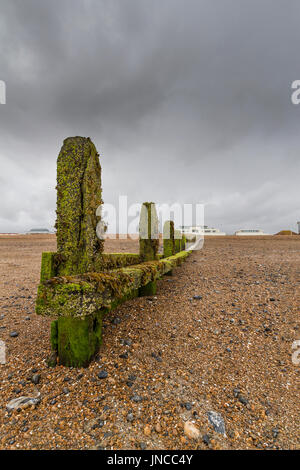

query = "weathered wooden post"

[
  {"left": 163, "top": 220, "right": 175, "bottom": 257},
  {"left": 181, "top": 234, "right": 187, "bottom": 251},
  {"left": 163, "top": 220, "right": 175, "bottom": 275},
  {"left": 36, "top": 138, "right": 192, "bottom": 368},
  {"left": 56, "top": 136, "right": 103, "bottom": 275},
  {"left": 139, "top": 202, "right": 159, "bottom": 261},
  {"left": 139, "top": 202, "right": 159, "bottom": 295},
  {"left": 50, "top": 137, "right": 104, "bottom": 367},
  {"left": 174, "top": 229, "right": 182, "bottom": 253}
]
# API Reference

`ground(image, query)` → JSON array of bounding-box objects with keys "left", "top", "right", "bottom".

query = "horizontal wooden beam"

[{"left": 36, "top": 250, "right": 190, "bottom": 318}]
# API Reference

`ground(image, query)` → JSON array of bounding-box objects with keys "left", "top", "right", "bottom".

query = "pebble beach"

[{"left": 0, "top": 234, "right": 299, "bottom": 450}]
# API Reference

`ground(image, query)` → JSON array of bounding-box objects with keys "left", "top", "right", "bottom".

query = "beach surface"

[{"left": 0, "top": 234, "right": 299, "bottom": 450}]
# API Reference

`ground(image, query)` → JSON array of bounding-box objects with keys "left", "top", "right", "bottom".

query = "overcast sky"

[{"left": 0, "top": 0, "right": 300, "bottom": 234}]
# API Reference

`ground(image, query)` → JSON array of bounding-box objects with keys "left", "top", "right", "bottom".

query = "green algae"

[
  {"left": 163, "top": 220, "right": 175, "bottom": 258},
  {"left": 139, "top": 202, "right": 159, "bottom": 261},
  {"left": 57, "top": 313, "right": 102, "bottom": 368},
  {"left": 56, "top": 137, "right": 103, "bottom": 275}
]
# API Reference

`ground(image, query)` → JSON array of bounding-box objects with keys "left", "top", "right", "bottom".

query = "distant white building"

[
  {"left": 235, "top": 229, "right": 268, "bottom": 236},
  {"left": 27, "top": 228, "right": 50, "bottom": 234},
  {"left": 297, "top": 222, "right": 300, "bottom": 235},
  {"left": 180, "top": 225, "right": 226, "bottom": 236}
]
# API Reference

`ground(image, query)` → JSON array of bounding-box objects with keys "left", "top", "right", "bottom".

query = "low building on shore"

[
  {"left": 235, "top": 229, "right": 268, "bottom": 236},
  {"left": 27, "top": 228, "right": 51, "bottom": 234},
  {"left": 180, "top": 225, "right": 226, "bottom": 236}
]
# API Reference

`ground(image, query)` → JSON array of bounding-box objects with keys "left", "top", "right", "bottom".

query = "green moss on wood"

[
  {"left": 139, "top": 202, "right": 159, "bottom": 261},
  {"left": 36, "top": 250, "right": 191, "bottom": 318},
  {"left": 40, "top": 252, "right": 57, "bottom": 281},
  {"left": 181, "top": 235, "right": 186, "bottom": 251},
  {"left": 139, "top": 280, "right": 157, "bottom": 297},
  {"left": 163, "top": 221, "right": 175, "bottom": 258},
  {"left": 100, "top": 253, "right": 142, "bottom": 270},
  {"left": 57, "top": 313, "right": 102, "bottom": 368},
  {"left": 174, "top": 230, "right": 183, "bottom": 253},
  {"left": 55, "top": 137, "right": 104, "bottom": 275},
  {"left": 50, "top": 252, "right": 143, "bottom": 277}
]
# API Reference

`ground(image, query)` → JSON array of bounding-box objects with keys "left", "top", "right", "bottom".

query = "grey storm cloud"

[{"left": 0, "top": 0, "right": 299, "bottom": 234}]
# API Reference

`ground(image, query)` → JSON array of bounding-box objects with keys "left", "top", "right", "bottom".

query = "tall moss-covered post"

[
  {"left": 56, "top": 136, "right": 103, "bottom": 276},
  {"left": 163, "top": 221, "right": 175, "bottom": 258},
  {"left": 54, "top": 136, "right": 104, "bottom": 367},
  {"left": 139, "top": 202, "right": 159, "bottom": 296}
]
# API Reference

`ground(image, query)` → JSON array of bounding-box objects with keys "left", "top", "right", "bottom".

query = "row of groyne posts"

[{"left": 36, "top": 137, "right": 191, "bottom": 368}]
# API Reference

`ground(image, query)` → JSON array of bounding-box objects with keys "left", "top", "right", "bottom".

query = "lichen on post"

[
  {"left": 139, "top": 202, "right": 159, "bottom": 262},
  {"left": 56, "top": 136, "right": 103, "bottom": 276},
  {"left": 139, "top": 281, "right": 157, "bottom": 297},
  {"left": 163, "top": 220, "right": 175, "bottom": 258},
  {"left": 181, "top": 234, "right": 187, "bottom": 251},
  {"left": 53, "top": 136, "right": 104, "bottom": 367},
  {"left": 57, "top": 313, "right": 103, "bottom": 368},
  {"left": 174, "top": 229, "right": 182, "bottom": 253}
]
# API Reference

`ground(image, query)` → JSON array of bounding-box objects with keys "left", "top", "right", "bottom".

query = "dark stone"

[
  {"left": 31, "top": 374, "right": 41, "bottom": 385},
  {"left": 98, "top": 370, "right": 108, "bottom": 379},
  {"left": 128, "top": 375, "right": 137, "bottom": 382},
  {"left": 9, "top": 331, "right": 19, "bottom": 338},
  {"left": 202, "top": 434, "right": 211, "bottom": 446},
  {"left": 238, "top": 395, "right": 249, "bottom": 406},
  {"left": 119, "top": 352, "right": 128, "bottom": 359},
  {"left": 193, "top": 295, "right": 202, "bottom": 300}
]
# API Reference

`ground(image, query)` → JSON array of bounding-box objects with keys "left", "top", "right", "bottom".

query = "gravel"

[{"left": 0, "top": 234, "right": 299, "bottom": 450}]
